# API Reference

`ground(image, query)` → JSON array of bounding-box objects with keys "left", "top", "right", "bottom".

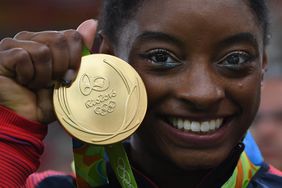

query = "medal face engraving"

[{"left": 53, "top": 54, "right": 147, "bottom": 145}]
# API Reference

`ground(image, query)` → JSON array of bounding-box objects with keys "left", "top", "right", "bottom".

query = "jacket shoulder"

[{"left": 248, "top": 163, "right": 282, "bottom": 188}]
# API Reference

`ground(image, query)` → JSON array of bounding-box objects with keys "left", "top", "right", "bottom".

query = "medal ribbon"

[
  {"left": 222, "top": 151, "right": 260, "bottom": 188},
  {"left": 106, "top": 143, "right": 138, "bottom": 188},
  {"left": 73, "top": 139, "right": 108, "bottom": 187}
]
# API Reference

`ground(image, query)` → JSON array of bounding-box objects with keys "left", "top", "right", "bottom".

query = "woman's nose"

[{"left": 175, "top": 64, "right": 225, "bottom": 110}]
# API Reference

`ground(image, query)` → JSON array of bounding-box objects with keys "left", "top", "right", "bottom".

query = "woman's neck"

[
  {"left": 129, "top": 138, "right": 211, "bottom": 188},
  {"left": 129, "top": 137, "right": 244, "bottom": 188}
]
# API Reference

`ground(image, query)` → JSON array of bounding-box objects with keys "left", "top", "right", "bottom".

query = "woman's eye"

[
  {"left": 217, "top": 51, "right": 254, "bottom": 70},
  {"left": 140, "top": 49, "right": 182, "bottom": 69}
]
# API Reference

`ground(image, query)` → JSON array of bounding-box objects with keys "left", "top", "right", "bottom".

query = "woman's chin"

[{"left": 167, "top": 149, "right": 230, "bottom": 171}]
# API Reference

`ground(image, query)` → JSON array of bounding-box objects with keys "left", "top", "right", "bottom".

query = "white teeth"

[
  {"left": 184, "top": 120, "right": 191, "bottom": 130},
  {"left": 191, "top": 121, "right": 201, "bottom": 132},
  {"left": 169, "top": 118, "right": 224, "bottom": 133},
  {"left": 200, "top": 121, "right": 209, "bottom": 132},
  {"left": 177, "top": 119, "right": 184, "bottom": 129},
  {"left": 210, "top": 120, "right": 216, "bottom": 130},
  {"left": 215, "top": 119, "right": 223, "bottom": 129}
]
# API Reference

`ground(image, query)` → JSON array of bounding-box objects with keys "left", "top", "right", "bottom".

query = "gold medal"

[{"left": 53, "top": 54, "right": 147, "bottom": 145}]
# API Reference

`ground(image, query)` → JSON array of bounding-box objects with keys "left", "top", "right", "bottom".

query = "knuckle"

[
  {"left": 68, "top": 30, "right": 82, "bottom": 42},
  {"left": 36, "top": 44, "right": 51, "bottom": 61},
  {"left": 0, "top": 38, "right": 13, "bottom": 48},
  {"left": 37, "top": 44, "right": 49, "bottom": 54},
  {"left": 11, "top": 48, "right": 30, "bottom": 61},
  {"left": 14, "top": 31, "right": 31, "bottom": 39},
  {"left": 52, "top": 33, "right": 68, "bottom": 48}
]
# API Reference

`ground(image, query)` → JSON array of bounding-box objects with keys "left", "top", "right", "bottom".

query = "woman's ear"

[{"left": 97, "top": 32, "right": 115, "bottom": 55}]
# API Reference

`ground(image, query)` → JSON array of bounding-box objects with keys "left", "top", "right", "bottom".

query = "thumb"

[{"left": 77, "top": 19, "right": 98, "bottom": 50}]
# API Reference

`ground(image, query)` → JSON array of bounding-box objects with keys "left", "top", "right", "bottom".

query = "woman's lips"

[{"left": 159, "top": 116, "right": 233, "bottom": 148}]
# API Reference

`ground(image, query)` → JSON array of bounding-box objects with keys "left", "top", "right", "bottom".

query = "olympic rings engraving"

[
  {"left": 116, "top": 157, "right": 135, "bottom": 188},
  {"left": 85, "top": 90, "right": 117, "bottom": 116},
  {"left": 94, "top": 101, "right": 116, "bottom": 116}
]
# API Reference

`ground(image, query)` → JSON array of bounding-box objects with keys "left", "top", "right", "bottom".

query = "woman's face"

[{"left": 111, "top": 0, "right": 267, "bottom": 169}]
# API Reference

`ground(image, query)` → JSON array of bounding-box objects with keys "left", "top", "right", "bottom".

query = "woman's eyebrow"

[
  {"left": 135, "top": 31, "right": 185, "bottom": 48},
  {"left": 217, "top": 32, "right": 259, "bottom": 49},
  {"left": 134, "top": 31, "right": 259, "bottom": 52}
]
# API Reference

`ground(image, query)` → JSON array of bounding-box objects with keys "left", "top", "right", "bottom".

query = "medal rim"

[{"left": 53, "top": 54, "right": 147, "bottom": 145}]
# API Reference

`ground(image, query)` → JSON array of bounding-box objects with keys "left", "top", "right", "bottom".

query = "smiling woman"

[
  {"left": 0, "top": 0, "right": 282, "bottom": 188},
  {"left": 98, "top": 1, "right": 270, "bottom": 187}
]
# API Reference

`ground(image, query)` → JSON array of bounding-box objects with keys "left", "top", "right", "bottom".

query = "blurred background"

[
  {"left": 251, "top": 0, "right": 282, "bottom": 171},
  {"left": 0, "top": 0, "right": 281, "bottom": 173},
  {"left": 266, "top": 0, "right": 282, "bottom": 78},
  {"left": 0, "top": 0, "right": 101, "bottom": 38}
]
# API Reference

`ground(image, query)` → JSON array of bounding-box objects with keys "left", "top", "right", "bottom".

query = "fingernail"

[{"left": 63, "top": 69, "right": 77, "bottom": 85}]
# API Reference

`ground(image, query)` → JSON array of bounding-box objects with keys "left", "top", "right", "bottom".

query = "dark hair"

[
  {"left": 98, "top": 0, "right": 144, "bottom": 45},
  {"left": 99, "top": 0, "right": 269, "bottom": 45},
  {"left": 248, "top": 0, "right": 270, "bottom": 44}
]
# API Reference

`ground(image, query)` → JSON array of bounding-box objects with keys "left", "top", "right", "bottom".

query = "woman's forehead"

[
  {"left": 136, "top": 0, "right": 252, "bottom": 19},
  {"left": 131, "top": 0, "right": 262, "bottom": 43},
  {"left": 110, "top": 0, "right": 265, "bottom": 56}
]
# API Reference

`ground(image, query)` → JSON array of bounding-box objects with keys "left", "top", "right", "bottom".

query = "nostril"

[
  {"left": 191, "top": 102, "right": 221, "bottom": 112},
  {"left": 178, "top": 88, "right": 225, "bottom": 111}
]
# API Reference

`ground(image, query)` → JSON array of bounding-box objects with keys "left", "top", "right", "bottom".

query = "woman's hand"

[{"left": 0, "top": 19, "right": 97, "bottom": 124}]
